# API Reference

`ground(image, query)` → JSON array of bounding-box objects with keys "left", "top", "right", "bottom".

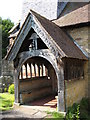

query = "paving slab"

[
  {"left": 0, "top": 108, "right": 47, "bottom": 119},
  {"left": 33, "top": 111, "right": 47, "bottom": 118}
]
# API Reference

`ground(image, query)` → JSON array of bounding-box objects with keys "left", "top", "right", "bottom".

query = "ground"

[
  {"left": 0, "top": 93, "right": 90, "bottom": 119},
  {"left": 0, "top": 109, "right": 47, "bottom": 120},
  {"left": 0, "top": 93, "right": 60, "bottom": 119},
  {"left": 0, "top": 108, "right": 65, "bottom": 120}
]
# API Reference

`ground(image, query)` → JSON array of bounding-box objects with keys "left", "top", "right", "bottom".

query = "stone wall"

[
  {"left": 65, "top": 26, "right": 89, "bottom": 57},
  {"left": 0, "top": 76, "right": 13, "bottom": 92},
  {"left": 65, "top": 25, "right": 90, "bottom": 100},
  {"left": 21, "top": 0, "right": 58, "bottom": 25},
  {"left": 19, "top": 77, "right": 52, "bottom": 104},
  {"left": 65, "top": 77, "right": 87, "bottom": 108},
  {"left": 2, "top": 60, "right": 14, "bottom": 77},
  {"left": 0, "top": 60, "right": 14, "bottom": 92}
]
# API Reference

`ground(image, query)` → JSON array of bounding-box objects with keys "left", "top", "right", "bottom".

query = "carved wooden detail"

[
  {"left": 17, "top": 49, "right": 57, "bottom": 72},
  {"left": 7, "top": 14, "right": 64, "bottom": 61},
  {"left": 14, "top": 49, "right": 65, "bottom": 111},
  {"left": 7, "top": 13, "right": 65, "bottom": 112}
]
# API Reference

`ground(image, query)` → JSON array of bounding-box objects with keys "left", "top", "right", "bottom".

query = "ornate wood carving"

[
  {"left": 7, "top": 13, "right": 65, "bottom": 61},
  {"left": 18, "top": 49, "right": 57, "bottom": 71},
  {"left": 7, "top": 13, "right": 65, "bottom": 112},
  {"left": 15, "top": 49, "right": 65, "bottom": 111}
]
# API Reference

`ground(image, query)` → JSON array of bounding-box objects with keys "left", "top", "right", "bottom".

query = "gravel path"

[{"left": 0, "top": 109, "right": 47, "bottom": 120}]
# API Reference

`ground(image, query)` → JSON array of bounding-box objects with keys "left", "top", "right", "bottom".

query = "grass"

[
  {"left": 45, "top": 111, "right": 65, "bottom": 120},
  {"left": 0, "top": 92, "right": 14, "bottom": 111}
]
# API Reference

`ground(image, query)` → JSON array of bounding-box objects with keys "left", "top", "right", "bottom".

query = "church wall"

[
  {"left": 21, "top": 0, "right": 58, "bottom": 25},
  {"left": 63, "top": 25, "right": 90, "bottom": 102},
  {"left": 65, "top": 77, "right": 87, "bottom": 108},
  {"left": 63, "top": 58, "right": 88, "bottom": 108},
  {"left": 64, "top": 26, "right": 89, "bottom": 57}
]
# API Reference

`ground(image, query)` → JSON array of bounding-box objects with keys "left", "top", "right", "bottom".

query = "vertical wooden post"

[
  {"left": 34, "top": 38, "right": 38, "bottom": 50},
  {"left": 29, "top": 63, "right": 32, "bottom": 78},
  {"left": 38, "top": 64, "right": 40, "bottom": 77},
  {"left": 48, "top": 65, "right": 55, "bottom": 93},
  {"left": 14, "top": 69, "right": 20, "bottom": 103},
  {"left": 25, "top": 64, "right": 28, "bottom": 78},
  {"left": 21, "top": 66, "right": 23, "bottom": 79},
  {"left": 57, "top": 60, "right": 65, "bottom": 112},
  {"left": 51, "top": 68, "right": 55, "bottom": 93},
  {"left": 34, "top": 64, "right": 36, "bottom": 77},
  {"left": 42, "top": 64, "right": 43, "bottom": 76}
]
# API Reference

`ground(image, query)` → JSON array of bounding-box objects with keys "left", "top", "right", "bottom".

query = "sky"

[{"left": 0, "top": 0, "right": 23, "bottom": 24}]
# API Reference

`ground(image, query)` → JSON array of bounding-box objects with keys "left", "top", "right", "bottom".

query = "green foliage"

[
  {"left": 0, "top": 17, "right": 14, "bottom": 58},
  {"left": 46, "top": 111, "right": 64, "bottom": 119},
  {"left": 80, "top": 98, "right": 90, "bottom": 120},
  {"left": 66, "top": 98, "right": 90, "bottom": 120},
  {"left": 8, "top": 84, "right": 14, "bottom": 94},
  {"left": 46, "top": 98, "right": 90, "bottom": 119},
  {"left": 0, "top": 93, "right": 14, "bottom": 111},
  {"left": 4, "top": 88, "right": 7, "bottom": 92},
  {"left": 66, "top": 103, "right": 80, "bottom": 120},
  {"left": 75, "top": 105, "right": 80, "bottom": 120},
  {"left": 80, "top": 98, "right": 89, "bottom": 110}
]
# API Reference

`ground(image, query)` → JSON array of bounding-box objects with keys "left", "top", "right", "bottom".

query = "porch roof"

[
  {"left": 30, "top": 10, "right": 87, "bottom": 60},
  {"left": 5, "top": 10, "right": 87, "bottom": 60}
]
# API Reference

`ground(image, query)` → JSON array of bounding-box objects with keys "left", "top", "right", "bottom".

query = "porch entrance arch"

[
  {"left": 19, "top": 56, "right": 58, "bottom": 107},
  {"left": 14, "top": 51, "right": 65, "bottom": 111}
]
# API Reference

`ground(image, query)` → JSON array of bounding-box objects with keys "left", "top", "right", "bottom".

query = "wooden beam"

[
  {"left": 34, "top": 64, "right": 36, "bottom": 77},
  {"left": 25, "top": 64, "right": 28, "bottom": 78},
  {"left": 14, "top": 69, "right": 20, "bottom": 103},
  {"left": 29, "top": 63, "right": 32, "bottom": 78},
  {"left": 21, "top": 66, "right": 23, "bottom": 79},
  {"left": 57, "top": 60, "right": 65, "bottom": 112}
]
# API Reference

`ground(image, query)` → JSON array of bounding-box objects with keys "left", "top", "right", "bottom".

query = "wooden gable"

[{"left": 5, "top": 10, "right": 87, "bottom": 61}]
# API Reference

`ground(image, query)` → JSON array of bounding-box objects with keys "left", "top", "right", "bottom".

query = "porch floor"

[
  {"left": 30, "top": 95, "right": 57, "bottom": 107},
  {"left": 23, "top": 95, "right": 57, "bottom": 112}
]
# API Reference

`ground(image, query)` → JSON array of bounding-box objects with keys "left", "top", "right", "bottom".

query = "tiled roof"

[
  {"left": 53, "top": 4, "right": 90, "bottom": 27},
  {"left": 5, "top": 10, "right": 87, "bottom": 60},
  {"left": 31, "top": 10, "right": 87, "bottom": 60}
]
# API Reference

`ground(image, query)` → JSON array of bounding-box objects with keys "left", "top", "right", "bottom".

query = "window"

[
  {"left": 64, "top": 60, "right": 84, "bottom": 80},
  {"left": 27, "top": 64, "right": 31, "bottom": 78},
  {"left": 19, "top": 63, "right": 49, "bottom": 79},
  {"left": 22, "top": 65, "right": 26, "bottom": 79},
  {"left": 31, "top": 64, "right": 35, "bottom": 77},
  {"left": 35, "top": 64, "right": 39, "bottom": 77}
]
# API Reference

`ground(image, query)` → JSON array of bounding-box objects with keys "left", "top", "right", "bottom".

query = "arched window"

[
  {"left": 22, "top": 65, "right": 26, "bottom": 79},
  {"left": 43, "top": 64, "right": 46, "bottom": 76},
  {"left": 35, "top": 64, "right": 39, "bottom": 77},
  {"left": 27, "top": 64, "right": 31, "bottom": 78},
  {"left": 31, "top": 63, "right": 35, "bottom": 77},
  {"left": 19, "top": 63, "right": 49, "bottom": 79},
  {"left": 40, "top": 65, "right": 43, "bottom": 77}
]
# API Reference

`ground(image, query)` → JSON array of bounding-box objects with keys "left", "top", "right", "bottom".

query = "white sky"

[{"left": 0, "top": 0, "right": 23, "bottom": 24}]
